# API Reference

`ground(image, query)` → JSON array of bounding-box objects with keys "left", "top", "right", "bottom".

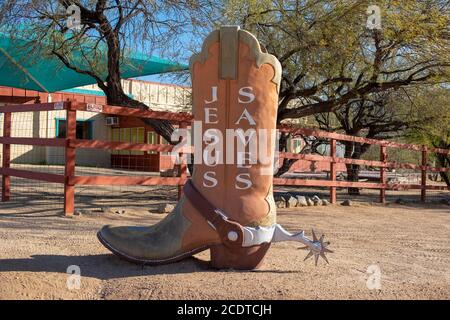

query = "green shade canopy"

[{"left": 0, "top": 32, "right": 188, "bottom": 93}]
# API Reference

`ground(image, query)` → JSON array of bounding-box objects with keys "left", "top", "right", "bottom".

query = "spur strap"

[{"left": 183, "top": 180, "right": 244, "bottom": 249}]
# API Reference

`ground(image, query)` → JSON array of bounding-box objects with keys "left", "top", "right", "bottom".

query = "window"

[
  {"left": 130, "top": 127, "right": 144, "bottom": 155},
  {"left": 146, "top": 132, "right": 172, "bottom": 155},
  {"left": 111, "top": 128, "right": 120, "bottom": 155},
  {"left": 147, "top": 131, "right": 158, "bottom": 154},
  {"left": 119, "top": 128, "right": 130, "bottom": 155},
  {"left": 111, "top": 127, "right": 144, "bottom": 155},
  {"left": 56, "top": 119, "right": 92, "bottom": 140}
]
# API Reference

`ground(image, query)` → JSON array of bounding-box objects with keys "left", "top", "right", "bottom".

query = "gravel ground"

[{"left": 0, "top": 188, "right": 449, "bottom": 300}]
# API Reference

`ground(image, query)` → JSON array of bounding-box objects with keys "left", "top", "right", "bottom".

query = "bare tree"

[
  {"left": 1, "top": 0, "right": 218, "bottom": 141},
  {"left": 224, "top": 0, "right": 449, "bottom": 175},
  {"left": 277, "top": 131, "right": 328, "bottom": 176},
  {"left": 316, "top": 92, "right": 415, "bottom": 194}
]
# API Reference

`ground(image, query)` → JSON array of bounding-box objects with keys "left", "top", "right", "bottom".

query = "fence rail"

[{"left": 1, "top": 100, "right": 449, "bottom": 215}]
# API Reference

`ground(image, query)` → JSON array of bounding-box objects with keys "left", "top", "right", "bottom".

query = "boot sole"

[
  {"left": 97, "top": 231, "right": 210, "bottom": 266},
  {"left": 210, "top": 242, "right": 271, "bottom": 270},
  {"left": 98, "top": 231, "right": 270, "bottom": 270}
]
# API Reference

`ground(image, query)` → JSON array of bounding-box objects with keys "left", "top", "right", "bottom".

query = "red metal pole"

[
  {"left": 329, "top": 138, "right": 337, "bottom": 204},
  {"left": 421, "top": 146, "right": 427, "bottom": 202},
  {"left": 2, "top": 112, "right": 11, "bottom": 202},
  {"left": 64, "top": 102, "right": 76, "bottom": 215},
  {"left": 178, "top": 121, "right": 188, "bottom": 199},
  {"left": 379, "top": 145, "right": 387, "bottom": 203}
]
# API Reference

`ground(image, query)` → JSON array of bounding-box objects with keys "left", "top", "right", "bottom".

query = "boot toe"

[
  {"left": 98, "top": 225, "right": 149, "bottom": 260},
  {"left": 97, "top": 201, "right": 209, "bottom": 264},
  {"left": 97, "top": 221, "right": 191, "bottom": 263}
]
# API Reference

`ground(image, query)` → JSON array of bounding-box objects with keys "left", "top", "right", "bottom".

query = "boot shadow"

[
  {"left": 0, "top": 254, "right": 301, "bottom": 278},
  {"left": 0, "top": 254, "right": 212, "bottom": 280}
]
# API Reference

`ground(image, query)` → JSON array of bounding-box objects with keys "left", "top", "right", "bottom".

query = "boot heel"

[{"left": 210, "top": 243, "right": 271, "bottom": 270}]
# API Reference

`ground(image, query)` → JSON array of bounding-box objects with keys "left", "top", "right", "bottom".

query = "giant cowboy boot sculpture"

[{"left": 98, "top": 26, "right": 332, "bottom": 269}]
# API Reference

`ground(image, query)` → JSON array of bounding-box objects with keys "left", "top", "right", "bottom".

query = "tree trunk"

[
  {"left": 274, "top": 132, "right": 298, "bottom": 177},
  {"left": 432, "top": 140, "right": 450, "bottom": 187},
  {"left": 100, "top": 25, "right": 176, "bottom": 143},
  {"left": 275, "top": 157, "right": 298, "bottom": 177},
  {"left": 344, "top": 141, "right": 372, "bottom": 195},
  {"left": 346, "top": 163, "right": 361, "bottom": 195},
  {"left": 343, "top": 141, "right": 360, "bottom": 195},
  {"left": 436, "top": 153, "right": 450, "bottom": 186}
]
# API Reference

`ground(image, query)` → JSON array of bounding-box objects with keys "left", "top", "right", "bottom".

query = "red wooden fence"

[{"left": 0, "top": 100, "right": 449, "bottom": 215}]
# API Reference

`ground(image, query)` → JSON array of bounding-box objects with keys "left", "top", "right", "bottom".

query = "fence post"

[
  {"left": 64, "top": 101, "right": 76, "bottom": 215},
  {"left": 421, "top": 146, "right": 427, "bottom": 202},
  {"left": 379, "top": 145, "right": 387, "bottom": 203},
  {"left": 1, "top": 112, "right": 11, "bottom": 202},
  {"left": 329, "top": 138, "right": 337, "bottom": 204},
  {"left": 178, "top": 121, "right": 188, "bottom": 199}
]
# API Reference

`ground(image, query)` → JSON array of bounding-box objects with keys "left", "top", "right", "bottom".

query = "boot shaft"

[{"left": 189, "top": 26, "right": 281, "bottom": 227}]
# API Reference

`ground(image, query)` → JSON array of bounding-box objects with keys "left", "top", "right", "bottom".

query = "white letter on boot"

[
  {"left": 238, "top": 86, "right": 255, "bottom": 103},
  {"left": 236, "top": 173, "right": 252, "bottom": 190},
  {"left": 235, "top": 108, "right": 256, "bottom": 126},
  {"left": 203, "top": 171, "right": 218, "bottom": 188},
  {"left": 205, "top": 86, "right": 218, "bottom": 104},
  {"left": 205, "top": 108, "right": 218, "bottom": 124}
]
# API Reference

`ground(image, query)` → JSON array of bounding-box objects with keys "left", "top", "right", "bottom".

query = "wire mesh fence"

[{"left": 0, "top": 101, "right": 449, "bottom": 216}]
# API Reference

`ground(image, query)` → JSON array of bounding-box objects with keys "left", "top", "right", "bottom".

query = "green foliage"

[
  {"left": 406, "top": 86, "right": 450, "bottom": 148},
  {"left": 223, "top": 0, "right": 449, "bottom": 121},
  {"left": 405, "top": 85, "right": 449, "bottom": 178}
]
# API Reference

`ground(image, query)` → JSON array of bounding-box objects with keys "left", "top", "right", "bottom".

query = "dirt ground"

[{"left": 0, "top": 186, "right": 449, "bottom": 300}]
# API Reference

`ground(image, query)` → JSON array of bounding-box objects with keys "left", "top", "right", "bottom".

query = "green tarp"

[{"left": 0, "top": 32, "right": 187, "bottom": 93}]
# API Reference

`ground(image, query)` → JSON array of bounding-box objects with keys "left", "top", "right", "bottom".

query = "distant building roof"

[{"left": 0, "top": 31, "right": 188, "bottom": 93}]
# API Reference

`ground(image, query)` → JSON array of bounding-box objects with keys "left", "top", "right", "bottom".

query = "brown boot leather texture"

[{"left": 98, "top": 26, "right": 284, "bottom": 270}]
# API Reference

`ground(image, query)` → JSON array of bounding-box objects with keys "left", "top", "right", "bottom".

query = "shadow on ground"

[
  {"left": 0, "top": 253, "right": 301, "bottom": 280},
  {"left": 0, "top": 254, "right": 210, "bottom": 279}
]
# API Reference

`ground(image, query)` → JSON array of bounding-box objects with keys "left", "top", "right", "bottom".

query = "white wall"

[
  {"left": 79, "top": 79, "right": 192, "bottom": 112},
  {"left": 0, "top": 110, "right": 111, "bottom": 167}
]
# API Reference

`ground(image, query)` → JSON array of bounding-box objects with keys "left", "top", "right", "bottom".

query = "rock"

[
  {"left": 276, "top": 200, "right": 286, "bottom": 209},
  {"left": 74, "top": 209, "right": 97, "bottom": 216},
  {"left": 286, "top": 196, "right": 298, "bottom": 208},
  {"left": 275, "top": 196, "right": 286, "bottom": 208},
  {"left": 160, "top": 168, "right": 179, "bottom": 177},
  {"left": 296, "top": 196, "right": 308, "bottom": 207},
  {"left": 274, "top": 195, "right": 287, "bottom": 208},
  {"left": 306, "top": 197, "right": 314, "bottom": 206},
  {"left": 322, "top": 199, "right": 330, "bottom": 206},
  {"left": 312, "top": 195, "right": 322, "bottom": 206},
  {"left": 100, "top": 207, "right": 126, "bottom": 215},
  {"left": 158, "top": 203, "right": 175, "bottom": 213},
  {"left": 101, "top": 207, "right": 115, "bottom": 214},
  {"left": 341, "top": 200, "right": 352, "bottom": 206}
]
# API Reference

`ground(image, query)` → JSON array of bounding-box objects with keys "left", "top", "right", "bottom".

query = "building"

[{"left": 0, "top": 79, "right": 191, "bottom": 172}]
